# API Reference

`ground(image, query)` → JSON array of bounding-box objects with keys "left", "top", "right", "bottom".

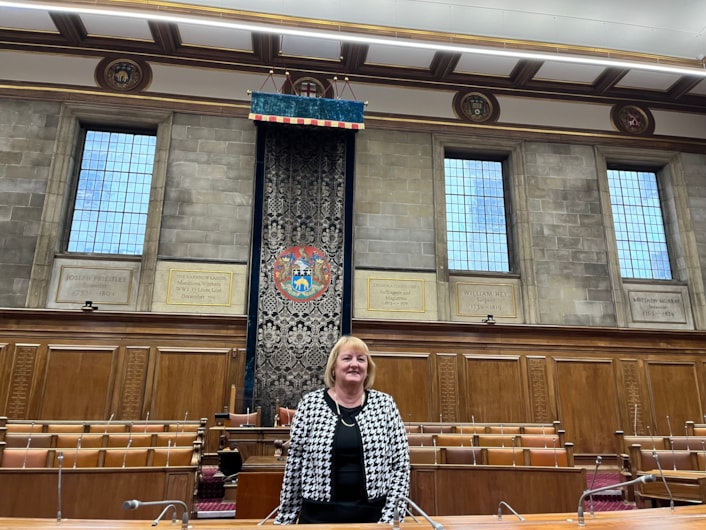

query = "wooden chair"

[
  {"left": 132, "top": 423, "right": 166, "bottom": 433},
  {"left": 6, "top": 423, "right": 43, "bottom": 433},
  {"left": 419, "top": 424, "right": 454, "bottom": 433},
  {"left": 405, "top": 424, "right": 421, "bottom": 433},
  {"left": 151, "top": 447, "right": 195, "bottom": 467},
  {"left": 486, "top": 425, "right": 522, "bottom": 435},
  {"left": 486, "top": 447, "right": 521, "bottom": 466},
  {"left": 406, "top": 433, "right": 436, "bottom": 447},
  {"left": 154, "top": 432, "right": 197, "bottom": 447},
  {"left": 668, "top": 436, "right": 706, "bottom": 450},
  {"left": 527, "top": 447, "right": 572, "bottom": 467},
  {"left": 4, "top": 433, "right": 53, "bottom": 448},
  {"left": 630, "top": 447, "right": 697, "bottom": 472},
  {"left": 474, "top": 434, "right": 520, "bottom": 447},
  {"left": 518, "top": 434, "right": 562, "bottom": 448},
  {"left": 55, "top": 433, "right": 104, "bottom": 448},
  {"left": 46, "top": 424, "right": 85, "bottom": 433},
  {"left": 88, "top": 424, "right": 126, "bottom": 433},
  {"left": 1, "top": 448, "right": 52, "bottom": 468},
  {"left": 522, "top": 425, "right": 556, "bottom": 434},
  {"left": 277, "top": 407, "right": 297, "bottom": 427},
  {"left": 54, "top": 449, "right": 101, "bottom": 468},
  {"left": 442, "top": 447, "right": 482, "bottom": 465},
  {"left": 409, "top": 446, "right": 440, "bottom": 464},
  {"left": 103, "top": 448, "right": 149, "bottom": 467},
  {"left": 106, "top": 433, "right": 153, "bottom": 448},
  {"left": 228, "top": 407, "right": 261, "bottom": 427},
  {"left": 436, "top": 433, "right": 471, "bottom": 447}
]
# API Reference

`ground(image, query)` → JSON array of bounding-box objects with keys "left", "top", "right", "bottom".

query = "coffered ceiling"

[{"left": 1, "top": 0, "right": 706, "bottom": 112}]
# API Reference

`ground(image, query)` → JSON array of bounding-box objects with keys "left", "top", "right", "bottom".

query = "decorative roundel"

[
  {"left": 611, "top": 104, "right": 654, "bottom": 136},
  {"left": 273, "top": 245, "right": 331, "bottom": 302},
  {"left": 95, "top": 57, "right": 151, "bottom": 92},
  {"left": 454, "top": 90, "right": 499, "bottom": 124},
  {"left": 282, "top": 73, "right": 332, "bottom": 98}
]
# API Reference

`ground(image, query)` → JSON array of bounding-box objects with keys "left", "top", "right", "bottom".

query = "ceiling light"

[{"left": 2, "top": 1, "right": 706, "bottom": 78}]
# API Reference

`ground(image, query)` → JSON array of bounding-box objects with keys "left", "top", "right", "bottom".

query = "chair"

[
  {"left": 55, "top": 433, "right": 104, "bottom": 448},
  {"left": 46, "top": 424, "right": 85, "bottom": 433},
  {"left": 436, "top": 434, "right": 471, "bottom": 447},
  {"left": 103, "top": 448, "right": 149, "bottom": 467},
  {"left": 88, "top": 423, "right": 126, "bottom": 433},
  {"left": 409, "top": 446, "right": 440, "bottom": 464},
  {"left": 518, "top": 434, "right": 561, "bottom": 448},
  {"left": 167, "top": 423, "right": 201, "bottom": 432},
  {"left": 475, "top": 434, "right": 519, "bottom": 447},
  {"left": 6, "top": 423, "right": 43, "bottom": 433},
  {"left": 486, "top": 447, "right": 521, "bottom": 466},
  {"left": 151, "top": 447, "right": 195, "bottom": 467},
  {"left": 154, "top": 432, "right": 197, "bottom": 447},
  {"left": 132, "top": 423, "right": 167, "bottom": 433},
  {"left": 443, "top": 447, "right": 482, "bottom": 465},
  {"left": 668, "top": 436, "right": 706, "bottom": 450},
  {"left": 405, "top": 424, "right": 421, "bottom": 433},
  {"left": 55, "top": 449, "right": 101, "bottom": 468},
  {"left": 522, "top": 425, "right": 555, "bottom": 434},
  {"left": 228, "top": 407, "right": 261, "bottom": 427},
  {"left": 4, "top": 433, "right": 53, "bottom": 448},
  {"left": 106, "top": 433, "right": 153, "bottom": 448},
  {"left": 406, "top": 433, "right": 436, "bottom": 447},
  {"left": 487, "top": 425, "right": 522, "bottom": 435},
  {"left": 527, "top": 448, "right": 571, "bottom": 467},
  {"left": 419, "top": 424, "right": 454, "bottom": 433},
  {"left": 1, "top": 448, "right": 52, "bottom": 468},
  {"left": 277, "top": 407, "right": 297, "bottom": 427}
]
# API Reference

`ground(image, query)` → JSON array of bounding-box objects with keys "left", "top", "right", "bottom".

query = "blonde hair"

[{"left": 323, "top": 335, "right": 376, "bottom": 389}]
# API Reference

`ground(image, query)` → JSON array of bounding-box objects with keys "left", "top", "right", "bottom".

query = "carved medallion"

[
  {"left": 611, "top": 104, "right": 654, "bottom": 136},
  {"left": 454, "top": 90, "right": 499, "bottom": 123},
  {"left": 96, "top": 57, "right": 151, "bottom": 93}
]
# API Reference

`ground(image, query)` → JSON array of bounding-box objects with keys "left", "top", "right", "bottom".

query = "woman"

[{"left": 274, "top": 335, "right": 410, "bottom": 524}]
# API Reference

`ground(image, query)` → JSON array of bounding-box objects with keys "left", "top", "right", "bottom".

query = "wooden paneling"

[
  {"left": 150, "top": 347, "right": 231, "bottom": 422},
  {"left": 462, "top": 355, "right": 524, "bottom": 423},
  {"left": 41, "top": 346, "right": 116, "bottom": 420},
  {"left": 646, "top": 361, "right": 702, "bottom": 435},
  {"left": 554, "top": 358, "right": 619, "bottom": 455},
  {"left": 372, "top": 353, "right": 433, "bottom": 422}
]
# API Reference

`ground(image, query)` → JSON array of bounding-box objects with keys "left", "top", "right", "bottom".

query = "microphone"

[
  {"left": 122, "top": 438, "right": 133, "bottom": 468},
  {"left": 57, "top": 451, "right": 64, "bottom": 522},
  {"left": 105, "top": 413, "right": 114, "bottom": 434},
  {"left": 578, "top": 474, "right": 655, "bottom": 526},
  {"left": 152, "top": 503, "right": 176, "bottom": 526},
  {"left": 588, "top": 455, "right": 603, "bottom": 517},
  {"left": 497, "top": 500, "right": 525, "bottom": 521},
  {"left": 396, "top": 495, "right": 444, "bottom": 530},
  {"left": 652, "top": 449, "right": 675, "bottom": 512},
  {"left": 123, "top": 499, "right": 189, "bottom": 530},
  {"left": 23, "top": 422, "right": 34, "bottom": 469}
]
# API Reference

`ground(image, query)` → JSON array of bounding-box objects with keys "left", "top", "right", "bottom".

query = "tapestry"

[
  {"left": 249, "top": 91, "right": 364, "bottom": 130},
  {"left": 250, "top": 124, "right": 352, "bottom": 425}
]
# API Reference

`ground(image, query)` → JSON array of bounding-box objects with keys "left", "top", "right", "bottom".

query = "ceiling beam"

[
  {"left": 430, "top": 52, "right": 461, "bottom": 81},
  {"left": 592, "top": 67, "right": 630, "bottom": 93},
  {"left": 49, "top": 13, "right": 86, "bottom": 45},
  {"left": 148, "top": 22, "right": 180, "bottom": 55},
  {"left": 252, "top": 33, "right": 280, "bottom": 65},
  {"left": 509, "top": 60, "right": 544, "bottom": 86},
  {"left": 668, "top": 75, "right": 704, "bottom": 100},
  {"left": 340, "top": 43, "right": 368, "bottom": 72}
]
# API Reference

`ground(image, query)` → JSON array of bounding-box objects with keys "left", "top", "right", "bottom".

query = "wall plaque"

[
  {"left": 628, "top": 290, "right": 687, "bottom": 324},
  {"left": 456, "top": 282, "right": 517, "bottom": 317},
  {"left": 167, "top": 269, "right": 233, "bottom": 306},
  {"left": 56, "top": 266, "right": 133, "bottom": 305},
  {"left": 367, "top": 278, "right": 425, "bottom": 313}
]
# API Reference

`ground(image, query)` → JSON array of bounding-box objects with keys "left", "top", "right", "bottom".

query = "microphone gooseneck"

[
  {"left": 57, "top": 451, "right": 64, "bottom": 523},
  {"left": 151, "top": 503, "right": 177, "bottom": 526},
  {"left": 652, "top": 449, "right": 675, "bottom": 512},
  {"left": 257, "top": 504, "right": 280, "bottom": 525},
  {"left": 497, "top": 500, "right": 525, "bottom": 521},
  {"left": 123, "top": 499, "right": 189, "bottom": 530},
  {"left": 396, "top": 495, "right": 445, "bottom": 530},
  {"left": 588, "top": 455, "right": 603, "bottom": 517},
  {"left": 578, "top": 474, "right": 655, "bottom": 526}
]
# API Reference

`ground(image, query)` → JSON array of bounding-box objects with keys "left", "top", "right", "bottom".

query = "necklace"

[{"left": 333, "top": 391, "right": 365, "bottom": 427}]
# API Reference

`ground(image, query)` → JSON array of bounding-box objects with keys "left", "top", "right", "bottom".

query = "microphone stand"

[
  {"left": 57, "top": 451, "right": 64, "bottom": 522},
  {"left": 578, "top": 474, "right": 655, "bottom": 526},
  {"left": 497, "top": 500, "right": 525, "bottom": 521},
  {"left": 588, "top": 455, "right": 603, "bottom": 517},
  {"left": 123, "top": 499, "right": 189, "bottom": 530},
  {"left": 257, "top": 504, "right": 279, "bottom": 525},
  {"left": 652, "top": 450, "right": 675, "bottom": 512},
  {"left": 395, "top": 495, "right": 444, "bottom": 530},
  {"left": 152, "top": 504, "right": 177, "bottom": 526}
]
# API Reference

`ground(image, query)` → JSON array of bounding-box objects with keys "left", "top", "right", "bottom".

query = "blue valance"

[{"left": 249, "top": 91, "right": 364, "bottom": 130}]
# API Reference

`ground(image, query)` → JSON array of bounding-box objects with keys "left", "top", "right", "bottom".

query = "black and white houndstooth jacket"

[{"left": 274, "top": 388, "right": 410, "bottom": 524}]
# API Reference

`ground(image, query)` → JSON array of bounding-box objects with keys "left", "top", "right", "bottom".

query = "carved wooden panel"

[
  {"left": 646, "top": 361, "right": 701, "bottom": 436},
  {"left": 6, "top": 344, "right": 40, "bottom": 418},
  {"left": 619, "top": 359, "right": 646, "bottom": 435},
  {"left": 151, "top": 347, "right": 231, "bottom": 422},
  {"left": 462, "top": 355, "right": 524, "bottom": 423},
  {"left": 40, "top": 346, "right": 117, "bottom": 420},
  {"left": 372, "top": 352, "right": 432, "bottom": 423},
  {"left": 554, "top": 358, "right": 618, "bottom": 454},
  {"left": 118, "top": 346, "right": 150, "bottom": 419},
  {"left": 438, "top": 354, "right": 458, "bottom": 423},
  {"left": 526, "top": 356, "right": 554, "bottom": 423}
]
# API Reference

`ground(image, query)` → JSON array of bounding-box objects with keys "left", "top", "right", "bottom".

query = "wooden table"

[{"left": 1, "top": 504, "right": 705, "bottom": 529}]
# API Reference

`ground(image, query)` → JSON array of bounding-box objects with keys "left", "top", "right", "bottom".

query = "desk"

[
  {"left": 210, "top": 427, "right": 290, "bottom": 461},
  {"left": 637, "top": 469, "right": 706, "bottom": 507},
  {"left": 241, "top": 455, "right": 286, "bottom": 472},
  {"left": 1, "top": 505, "right": 705, "bottom": 529}
]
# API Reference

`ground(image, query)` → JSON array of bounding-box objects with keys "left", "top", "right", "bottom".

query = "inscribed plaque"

[
  {"left": 367, "top": 278, "right": 425, "bottom": 313},
  {"left": 167, "top": 269, "right": 233, "bottom": 306},
  {"left": 628, "top": 290, "right": 687, "bottom": 324},
  {"left": 56, "top": 266, "right": 133, "bottom": 305},
  {"left": 456, "top": 282, "right": 517, "bottom": 317}
]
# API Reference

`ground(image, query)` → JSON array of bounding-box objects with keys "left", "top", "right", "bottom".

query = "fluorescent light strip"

[{"left": 3, "top": 0, "right": 706, "bottom": 78}]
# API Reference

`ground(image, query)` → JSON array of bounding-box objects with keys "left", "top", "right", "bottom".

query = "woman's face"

[{"left": 334, "top": 345, "right": 368, "bottom": 388}]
